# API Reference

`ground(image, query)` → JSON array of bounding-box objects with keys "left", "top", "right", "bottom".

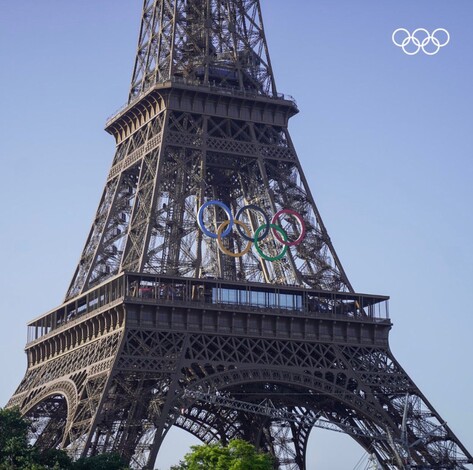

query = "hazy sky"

[{"left": 1, "top": 1, "right": 472, "bottom": 469}]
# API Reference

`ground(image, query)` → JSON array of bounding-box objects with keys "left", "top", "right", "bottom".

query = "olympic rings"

[
  {"left": 197, "top": 200, "right": 306, "bottom": 261},
  {"left": 392, "top": 28, "right": 450, "bottom": 56}
]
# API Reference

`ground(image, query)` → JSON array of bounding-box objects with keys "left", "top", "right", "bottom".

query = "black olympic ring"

[{"left": 235, "top": 204, "right": 270, "bottom": 242}]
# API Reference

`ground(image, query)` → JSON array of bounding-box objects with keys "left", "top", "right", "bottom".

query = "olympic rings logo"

[
  {"left": 197, "top": 201, "right": 306, "bottom": 262},
  {"left": 392, "top": 28, "right": 450, "bottom": 56}
]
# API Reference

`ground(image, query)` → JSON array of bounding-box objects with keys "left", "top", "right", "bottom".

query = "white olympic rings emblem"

[{"left": 392, "top": 28, "right": 450, "bottom": 56}]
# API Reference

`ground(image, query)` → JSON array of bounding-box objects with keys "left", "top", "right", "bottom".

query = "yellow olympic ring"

[{"left": 217, "top": 220, "right": 252, "bottom": 258}]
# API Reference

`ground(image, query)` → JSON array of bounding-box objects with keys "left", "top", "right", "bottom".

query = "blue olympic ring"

[{"left": 197, "top": 200, "right": 234, "bottom": 239}]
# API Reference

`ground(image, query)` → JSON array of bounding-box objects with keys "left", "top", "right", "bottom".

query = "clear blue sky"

[{"left": 1, "top": 1, "right": 472, "bottom": 469}]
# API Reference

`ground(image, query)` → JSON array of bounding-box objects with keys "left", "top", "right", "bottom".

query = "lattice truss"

[
  {"left": 66, "top": 108, "right": 350, "bottom": 299},
  {"left": 129, "top": 0, "right": 275, "bottom": 100},
  {"left": 151, "top": 333, "right": 473, "bottom": 469},
  {"left": 10, "top": 330, "right": 122, "bottom": 452},
  {"left": 16, "top": 1, "right": 471, "bottom": 468},
  {"left": 16, "top": 326, "right": 470, "bottom": 469}
]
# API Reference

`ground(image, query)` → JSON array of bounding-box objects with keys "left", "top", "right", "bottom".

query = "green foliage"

[
  {"left": 0, "top": 407, "right": 32, "bottom": 469},
  {"left": 172, "top": 439, "right": 274, "bottom": 470},
  {"left": 169, "top": 463, "right": 188, "bottom": 470},
  {"left": 1, "top": 408, "right": 272, "bottom": 470},
  {"left": 73, "top": 453, "right": 128, "bottom": 470},
  {"left": 226, "top": 440, "right": 274, "bottom": 470},
  {"left": 32, "top": 448, "right": 73, "bottom": 469},
  {"left": 0, "top": 407, "right": 129, "bottom": 470}
]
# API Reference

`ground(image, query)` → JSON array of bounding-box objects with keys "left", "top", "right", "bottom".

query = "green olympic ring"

[{"left": 253, "top": 224, "right": 288, "bottom": 261}]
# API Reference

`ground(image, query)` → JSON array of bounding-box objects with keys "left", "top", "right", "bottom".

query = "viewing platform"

[{"left": 26, "top": 273, "right": 390, "bottom": 345}]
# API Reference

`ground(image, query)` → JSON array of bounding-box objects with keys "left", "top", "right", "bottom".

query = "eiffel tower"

[{"left": 8, "top": 1, "right": 472, "bottom": 469}]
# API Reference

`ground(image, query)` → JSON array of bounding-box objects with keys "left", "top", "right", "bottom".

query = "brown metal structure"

[{"left": 8, "top": 1, "right": 473, "bottom": 469}]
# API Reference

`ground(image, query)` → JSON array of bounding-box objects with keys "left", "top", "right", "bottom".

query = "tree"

[
  {"left": 0, "top": 407, "right": 33, "bottom": 469},
  {"left": 0, "top": 407, "right": 128, "bottom": 469},
  {"left": 226, "top": 440, "right": 275, "bottom": 470},
  {"left": 73, "top": 453, "right": 129, "bottom": 470},
  {"left": 32, "top": 448, "right": 73, "bottom": 469},
  {"left": 171, "top": 439, "right": 275, "bottom": 470}
]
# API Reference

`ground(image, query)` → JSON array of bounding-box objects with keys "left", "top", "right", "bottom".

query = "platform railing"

[
  {"left": 106, "top": 77, "right": 297, "bottom": 126},
  {"left": 26, "top": 272, "right": 389, "bottom": 343}
]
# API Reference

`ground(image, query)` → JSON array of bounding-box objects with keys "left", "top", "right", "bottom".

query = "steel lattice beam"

[{"left": 7, "top": 2, "right": 473, "bottom": 470}]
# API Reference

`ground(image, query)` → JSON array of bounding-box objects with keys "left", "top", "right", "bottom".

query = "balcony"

[{"left": 26, "top": 273, "right": 389, "bottom": 344}]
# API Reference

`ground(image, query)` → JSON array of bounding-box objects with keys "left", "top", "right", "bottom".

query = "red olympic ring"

[{"left": 271, "top": 209, "right": 306, "bottom": 247}]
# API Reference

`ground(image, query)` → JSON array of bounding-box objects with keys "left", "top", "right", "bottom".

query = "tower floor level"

[{"left": 8, "top": 1, "right": 473, "bottom": 469}]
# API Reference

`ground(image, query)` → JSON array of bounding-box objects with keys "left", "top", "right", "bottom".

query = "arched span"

[
  {"left": 167, "top": 366, "right": 397, "bottom": 469},
  {"left": 21, "top": 380, "right": 78, "bottom": 450}
]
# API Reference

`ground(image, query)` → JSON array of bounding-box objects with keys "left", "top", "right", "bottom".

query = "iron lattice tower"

[{"left": 8, "top": 1, "right": 472, "bottom": 469}]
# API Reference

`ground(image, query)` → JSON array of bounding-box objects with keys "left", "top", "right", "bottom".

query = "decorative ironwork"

[{"left": 8, "top": 2, "right": 472, "bottom": 470}]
